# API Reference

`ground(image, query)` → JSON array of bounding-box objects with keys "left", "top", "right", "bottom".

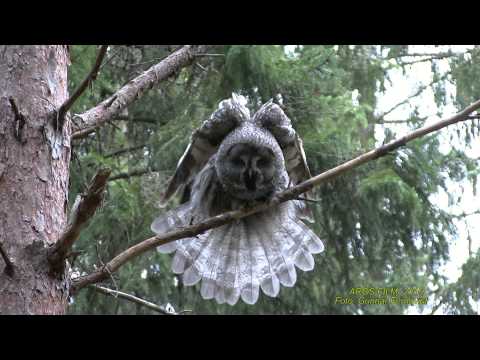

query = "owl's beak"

[{"left": 244, "top": 168, "right": 257, "bottom": 191}]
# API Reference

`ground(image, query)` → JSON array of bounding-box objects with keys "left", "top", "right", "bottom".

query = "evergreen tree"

[{"left": 66, "top": 45, "right": 480, "bottom": 314}]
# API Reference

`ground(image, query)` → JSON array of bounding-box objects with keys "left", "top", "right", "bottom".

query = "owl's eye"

[
  {"left": 257, "top": 158, "right": 270, "bottom": 167},
  {"left": 232, "top": 158, "right": 244, "bottom": 167}
]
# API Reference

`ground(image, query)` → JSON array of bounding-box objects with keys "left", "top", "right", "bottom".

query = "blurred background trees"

[{"left": 67, "top": 45, "right": 480, "bottom": 314}]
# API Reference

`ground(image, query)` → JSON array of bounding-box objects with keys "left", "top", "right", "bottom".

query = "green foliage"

[
  {"left": 451, "top": 48, "right": 480, "bottom": 109},
  {"left": 431, "top": 249, "right": 480, "bottom": 315},
  {"left": 67, "top": 45, "right": 479, "bottom": 315}
]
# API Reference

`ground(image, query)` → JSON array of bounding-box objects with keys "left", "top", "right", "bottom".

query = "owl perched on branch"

[{"left": 151, "top": 93, "right": 324, "bottom": 305}]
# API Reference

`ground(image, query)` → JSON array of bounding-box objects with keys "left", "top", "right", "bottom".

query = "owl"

[{"left": 151, "top": 93, "right": 324, "bottom": 305}]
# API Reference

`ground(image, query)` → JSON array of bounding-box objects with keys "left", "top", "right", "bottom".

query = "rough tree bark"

[
  {"left": 1, "top": 45, "right": 476, "bottom": 313},
  {"left": 0, "top": 45, "right": 209, "bottom": 314},
  {"left": 0, "top": 46, "right": 71, "bottom": 314}
]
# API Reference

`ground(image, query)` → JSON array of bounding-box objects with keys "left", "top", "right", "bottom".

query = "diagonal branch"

[
  {"left": 393, "top": 52, "right": 466, "bottom": 66},
  {"left": 48, "top": 168, "right": 111, "bottom": 273},
  {"left": 104, "top": 144, "right": 147, "bottom": 159},
  {"left": 70, "top": 97, "right": 480, "bottom": 294},
  {"left": 71, "top": 125, "right": 98, "bottom": 140},
  {"left": 450, "top": 209, "right": 480, "bottom": 219},
  {"left": 430, "top": 294, "right": 448, "bottom": 315},
  {"left": 58, "top": 45, "right": 108, "bottom": 125},
  {"left": 71, "top": 45, "right": 210, "bottom": 139},
  {"left": 108, "top": 164, "right": 173, "bottom": 182},
  {"left": 111, "top": 116, "right": 158, "bottom": 124},
  {"left": 91, "top": 285, "right": 188, "bottom": 315},
  {"left": 193, "top": 53, "right": 225, "bottom": 57},
  {"left": 71, "top": 117, "right": 159, "bottom": 140},
  {"left": 377, "top": 115, "right": 429, "bottom": 125},
  {"left": 397, "top": 57, "right": 451, "bottom": 66},
  {"left": 385, "top": 49, "right": 473, "bottom": 60},
  {"left": 108, "top": 166, "right": 160, "bottom": 182}
]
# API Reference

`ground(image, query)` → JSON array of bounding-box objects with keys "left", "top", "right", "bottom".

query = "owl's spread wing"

[
  {"left": 162, "top": 93, "right": 250, "bottom": 203},
  {"left": 253, "top": 100, "right": 311, "bottom": 186},
  {"left": 253, "top": 100, "right": 313, "bottom": 222},
  {"left": 284, "top": 133, "right": 312, "bottom": 185},
  {"left": 162, "top": 131, "right": 216, "bottom": 203}
]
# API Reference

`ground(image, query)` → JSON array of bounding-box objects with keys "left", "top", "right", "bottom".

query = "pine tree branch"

[
  {"left": 385, "top": 49, "right": 473, "bottom": 60},
  {"left": 71, "top": 117, "right": 159, "bottom": 140},
  {"left": 58, "top": 45, "right": 108, "bottom": 126},
  {"left": 48, "top": 168, "right": 111, "bottom": 273},
  {"left": 394, "top": 52, "right": 462, "bottom": 66},
  {"left": 450, "top": 210, "right": 480, "bottom": 219},
  {"left": 193, "top": 53, "right": 225, "bottom": 57},
  {"left": 104, "top": 144, "right": 147, "bottom": 159},
  {"left": 376, "top": 116, "right": 428, "bottom": 125},
  {"left": 112, "top": 116, "right": 158, "bottom": 124},
  {"left": 397, "top": 57, "right": 450, "bottom": 66},
  {"left": 69, "top": 97, "right": 480, "bottom": 294},
  {"left": 430, "top": 296, "right": 447, "bottom": 315},
  {"left": 71, "top": 125, "right": 98, "bottom": 140},
  {"left": 71, "top": 45, "right": 210, "bottom": 139},
  {"left": 91, "top": 285, "right": 186, "bottom": 315}
]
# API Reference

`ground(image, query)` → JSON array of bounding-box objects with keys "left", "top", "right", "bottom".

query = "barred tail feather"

[{"left": 151, "top": 200, "right": 324, "bottom": 306}]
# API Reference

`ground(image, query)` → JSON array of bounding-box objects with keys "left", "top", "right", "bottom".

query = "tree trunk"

[{"left": 0, "top": 45, "right": 71, "bottom": 314}]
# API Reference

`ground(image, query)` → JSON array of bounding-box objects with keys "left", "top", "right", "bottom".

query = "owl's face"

[{"left": 218, "top": 143, "right": 277, "bottom": 201}]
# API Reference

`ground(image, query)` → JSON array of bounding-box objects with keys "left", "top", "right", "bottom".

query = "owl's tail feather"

[{"left": 151, "top": 201, "right": 324, "bottom": 306}]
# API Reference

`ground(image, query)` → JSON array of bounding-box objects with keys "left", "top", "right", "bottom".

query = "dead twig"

[
  {"left": 92, "top": 285, "right": 188, "bottom": 315},
  {"left": 48, "top": 168, "right": 111, "bottom": 273}
]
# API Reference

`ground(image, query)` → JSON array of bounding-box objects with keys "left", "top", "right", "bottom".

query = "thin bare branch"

[
  {"left": 397, "top": 57, "right": 451, "bottom": 66},
  {"left": 430, "top": 296, "right": 447, "bottom": 315},
  {"left": 71, "top": 125, "right": 97, "bottom": 140},
  {"left": 193, "top": 53, "right": 225, "bottom": 57},
  {"left": 104, "top": 144, "right": 147, "bottom": 159},
  {"left": 48, "top": 168, "right": 111, "bottom": 273},
  {"left": 95, "top": 242, "right": 118, "bottom": 293},
  {"left": 71, "top": 118, "right": 160, "bottom": 140},
  {"left": 450, "top": 210, "right": 480, "bottom": 219},
  {"left": 393, "top": 52, "right": 465, "bottom": 66},
  {"left": 71, "top": 45, "right": 210, "bottom": 139},
  {"left": 58, "top": 45, "right": 108, "bottom": 125},
  {"left": 99, "top": 46, "right": 123, "bottom": 71},
  {"left": 70, "top": 97, "right": 480, "bottom": 294},
  {"left": 295, "top": 196, "right": 321, "bottom": 203},
  {"left": 92, "top": 285, "right": 182, "bottom": 315},
  {"left": 112, "top": 115, "right": 157, "bottom": 124},
  {"left": 377, "top": 116, "right": 429, "bottom": 125},
  {"left": 386, "top": 49, "right": 473, "bottom": 60},
  {"left": 108, "top": 166, "right": 161, "bottom": 182},
  {"left": 196, "top": 63, "right": 208, "bottom": 72}
]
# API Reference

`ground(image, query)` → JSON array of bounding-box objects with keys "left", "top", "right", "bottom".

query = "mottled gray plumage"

[{"left": 151, "top": 93, "right": 324, "bottom": 305}]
